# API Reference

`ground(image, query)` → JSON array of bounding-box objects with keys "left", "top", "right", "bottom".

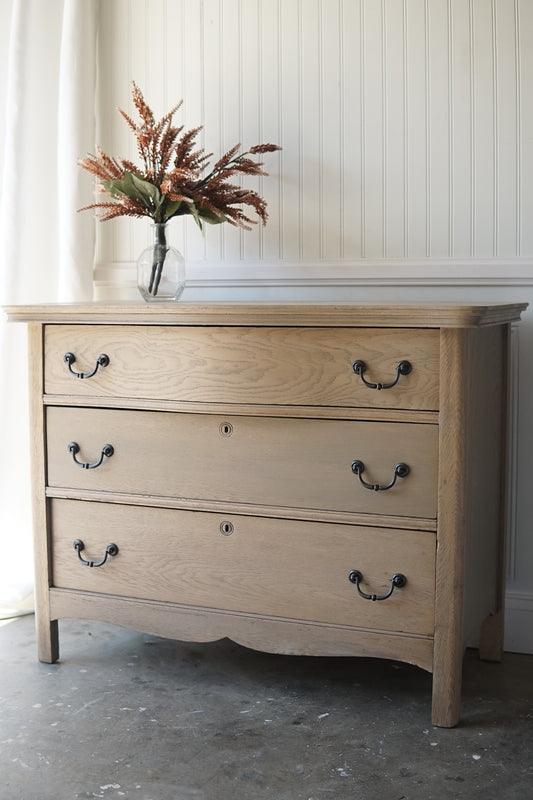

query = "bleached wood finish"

[
  {"left": 51, "top": 500, "right": 436, "bottom": 636},
  {"left": 46, "top": 407, "right": 439, "bottom": 519},
  {"left": 44, "top": 325, "right": 440, "bottom": 410},
  {"left": 4, "top": 301, "right": 527, "bottom": 328},
  {"left": 7, "top": 301, "right": 527, "bottom": 728},
  {"left": 27, "top": 324, "right": 59, "bottom": 663},
  {"left": 48, "top": 589, "right": 435, "bottom": 671}
]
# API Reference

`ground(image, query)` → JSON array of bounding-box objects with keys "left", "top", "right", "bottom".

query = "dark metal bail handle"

[
  {"left": 68, "top": 442, "right": 115, "bottom": 469},
  {"left": 348, "top": 569, "right": 407, "bottom": 601},
  {"left": 73, "top": 539, "right": 119, "bottom": 568},
  {"left": 64, "top": 352, "right": 110, "bottom": 379},
  {"left": 352, "top": 359, "right": 412, "bottom": 390},
  {"left": 351, "top": 460, "right": 410, "bottom": 491}
]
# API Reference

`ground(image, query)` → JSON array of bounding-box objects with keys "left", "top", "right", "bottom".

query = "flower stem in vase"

[{"left": 149, "top": 224, "right": 170, "bottom": 297}]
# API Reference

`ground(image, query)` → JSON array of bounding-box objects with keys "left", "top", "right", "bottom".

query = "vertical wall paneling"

[
  {"left": 181, "top": 0, "right": 206, "bottom": 261},
  {"left": 449, "top": 0, "right": 472, "bottom": 258},
  {"left": 472, "top": 0, "right": 496, "bottom": 257},
  {"left": 518, "top": 0, "right": 532, "bottom": 255},
  {"left": 495, "top": 0, "right": 518, "bottom": 257},
  {"left": 405, "top": 0, "right": 428, "bottom": 258},
  {"left": 384, "top": 0, "right": 406, "bottom": 258},
  {"left": 202, "top": 0, "right": 224, "bottom": 263},
  {"left": 301, "top": 0, "right": 320, "bottom": 261},
  {"left": 340, "top": 0, "right": 362, "bottom": 259},
  {"left": 426, "top": 0, "right": 450, "bottom": 257},
  {"left": 279, "top": 0, "right": 301, "bottom": 261},
  {"left": 95, "top": 0, "right": 531, "bottom": 269},
  {"left": 240, "top": 0, "right": 262, "bottom": 262},
  {"left": 361, "top": 0, "right": 384, "bottom": 258},
  {"left": 258, "top": 0, "right": 282, "bottom": 261},
  {"left": 320, "top": 0, "right": 342, "bottom": 260}
]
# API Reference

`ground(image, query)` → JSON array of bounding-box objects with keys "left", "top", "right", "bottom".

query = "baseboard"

[{"left": 504, "top": 591, "right": 533, "bottom": 654}]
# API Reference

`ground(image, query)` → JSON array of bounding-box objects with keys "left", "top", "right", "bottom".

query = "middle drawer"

[{"left": 46, "top": 407, "right": 438, "bottom": 519}]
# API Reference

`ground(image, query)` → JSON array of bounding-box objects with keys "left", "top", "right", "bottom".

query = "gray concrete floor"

[{"left": 0, "top": 615, "right": 532, "bottom": 800}]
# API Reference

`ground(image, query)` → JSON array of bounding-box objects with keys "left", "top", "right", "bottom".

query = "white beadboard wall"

[
  {"left": 93, "top": 0, "right": 533, "bottom": 654},
  {"left": 95, "top": 0, "right": 533, "bottom": 274}
]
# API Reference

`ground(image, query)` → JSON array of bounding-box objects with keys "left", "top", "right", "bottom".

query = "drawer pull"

[
  {"left": 351, "top": 460, "right": 409, "bottom": 491},
  {"left": 73, "top": 539, "right": 119, "bottom": 568},
  {"left": 64, "top": 352, "right": 110, "bottom": 379},
  {"left": 68, "top": 441, "right": 115, "bottom": 469},
  {"left": 348, "top": 569, "right": 407, "bottom": 601},
  {"left": 352, "top": 359, "right": 412, "bottom": 390}
]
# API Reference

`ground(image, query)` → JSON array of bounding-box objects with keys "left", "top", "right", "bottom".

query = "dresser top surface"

[{"left": 4, "top": 300, "right": 527, "bottom": 327}]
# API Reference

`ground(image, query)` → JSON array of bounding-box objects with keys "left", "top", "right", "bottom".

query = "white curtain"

[{"left": 0, "top": 0, "right": 97, "bottom": 618}]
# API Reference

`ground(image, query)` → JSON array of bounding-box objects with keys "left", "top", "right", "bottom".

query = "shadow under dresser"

[{"left": 5, "top": 300, "right": 527, "bottom": 727}]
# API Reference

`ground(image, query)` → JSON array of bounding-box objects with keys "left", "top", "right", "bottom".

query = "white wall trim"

[
  {"left": 94, "top": 258, "right": 533, "bottom": 290},
  {"left": 505, "top": 592, "right": 533, "bottom": 655}
]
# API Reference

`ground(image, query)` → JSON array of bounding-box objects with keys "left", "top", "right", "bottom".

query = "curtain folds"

[{"left": 0, "top": 0, "right": 97, "bottom": 618}]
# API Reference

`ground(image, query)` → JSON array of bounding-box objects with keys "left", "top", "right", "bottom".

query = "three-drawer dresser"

[{"left": 6, "top": 301, "right": 527, "bottom": 727}]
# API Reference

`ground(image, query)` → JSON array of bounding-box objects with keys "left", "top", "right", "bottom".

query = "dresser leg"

[
  {"left": 430, "top": 652, "right": 463, "bottom": 728},
  {"left": 36, "top": 617, "right": 59, "bottom": 664}
]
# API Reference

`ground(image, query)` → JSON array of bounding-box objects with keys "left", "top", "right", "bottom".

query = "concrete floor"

[{"left": 0, "top": 615, "right": 532, "bottom": 800}]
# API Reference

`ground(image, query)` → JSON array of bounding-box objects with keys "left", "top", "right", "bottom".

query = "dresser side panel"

[{"left": 463, "top": 325, "right": 509, "bottom": 657}]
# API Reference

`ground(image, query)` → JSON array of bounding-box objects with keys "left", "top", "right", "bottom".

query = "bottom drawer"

[{"left": 50, "top": 499, "right": 436, "bottom": 637}]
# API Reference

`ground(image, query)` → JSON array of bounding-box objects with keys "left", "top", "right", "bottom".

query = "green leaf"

[
  {"left": 198, "top": 207, "right": 227, "bottom": 225},
  {"left": 129, "top": 173, "right": 161, "bottom": 207},
  {"left": 158, "top": 197, "right": 184, "bottom": 222},
  {"left": 186, "top": 202, "right": 203, "bottom": 229},
  {"left": 101, "top": 172, "right": 161, "bottom": 214}
]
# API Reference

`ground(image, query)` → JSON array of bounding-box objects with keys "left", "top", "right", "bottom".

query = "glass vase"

[{"left": 137, "top": 222, "right": 185, "bottom": 301}]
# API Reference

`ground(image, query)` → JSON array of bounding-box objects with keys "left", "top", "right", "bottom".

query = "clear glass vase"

[{"left": 137, "top": 222, "right": 185, "bottom": 301}]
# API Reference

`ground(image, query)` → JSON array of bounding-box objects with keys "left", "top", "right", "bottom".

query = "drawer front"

[
  {"left": 47, "top": 407, "right": 438, "bottom": 519},
  {"left": 44, "top": 325, "right": 440, "bottom": 410},
  {"left": 50, "top": 499, "right": 436, "bottom": 636}
]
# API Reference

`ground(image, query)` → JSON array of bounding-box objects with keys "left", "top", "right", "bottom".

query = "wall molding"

[
  {"left": 94, "top": 258, "right": 533, "bottom": 292},
  {"left": 504, "top": 591, "right": 533, "bottom": 654}
]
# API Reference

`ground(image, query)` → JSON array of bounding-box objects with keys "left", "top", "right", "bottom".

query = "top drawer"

[{"left": 44, "top": 325, "right": 440, "bottom": 410}]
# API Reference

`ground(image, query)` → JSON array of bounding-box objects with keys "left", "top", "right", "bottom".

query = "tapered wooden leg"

[
  {"left": 36, "top": 616, "right": 59, "bottom": 663},
  {"left": 431, "top": 645, "right": 463, "bottom": 728}
]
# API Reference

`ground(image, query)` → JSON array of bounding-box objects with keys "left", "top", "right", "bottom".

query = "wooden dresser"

[{"left": 6, "top": 301, "right": 527, "bottom": 727}]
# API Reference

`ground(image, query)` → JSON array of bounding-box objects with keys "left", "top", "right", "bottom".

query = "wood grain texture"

[
  {"left": 50, "top": 499, "right": 436, "bottom": 636},
  {"left": 10, "top": 301, "right": 525, "bottom": 725},
  {"left": 4, "top": 301, "right": 528, "bottom": 328},
  {"left": 46, "top": 407, "right": 439, "bottom": 519},
  {"left": 463, "top": 325, "right": 509, "bottom": 661},
  {"left": 43, "top": 325, "right": 440, "bottom": 410},
  {"left": 42, "top": 394, "right": 439, "bottom": 425},
  {"left": 432, "top": 328, "right": 469, "bottom": 727},
  {"left": 27, "top": 324, "right": 59, "bottom": 663},
  {"left": 45, "top": 486, "right": 437, "bottom": 532},
  {"left": 49, "top": 587, "right": 434, "bottom": 671}
]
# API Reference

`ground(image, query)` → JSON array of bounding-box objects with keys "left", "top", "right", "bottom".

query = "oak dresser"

[{"left": 6, "top": 301, "right": 527, "bottom": 727}]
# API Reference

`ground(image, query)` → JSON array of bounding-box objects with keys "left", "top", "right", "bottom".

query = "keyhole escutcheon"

[{"left": 219, "top": 422, "right": 234, "bottom": 437}]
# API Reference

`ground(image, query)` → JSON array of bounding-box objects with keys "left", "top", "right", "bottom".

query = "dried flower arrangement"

[
  {"left": 79, "top": 82, "right": 281, "bottom": 229},
  {"left": 79, "top": 83, "right": 281, "bottom": 297}
]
